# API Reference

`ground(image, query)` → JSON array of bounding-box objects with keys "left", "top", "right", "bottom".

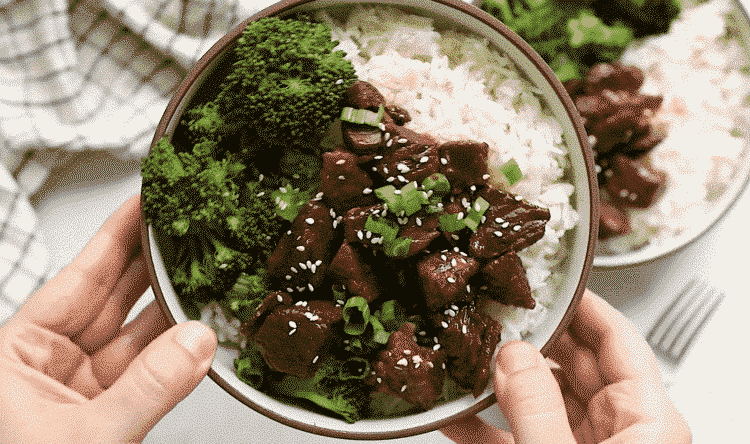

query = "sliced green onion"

[
  {"left": 374, "top": 185, "right": 404, "bottom": 214},
  {"left": 439, "top": 213, "right": 466, "bottom": 232},
  {"left": 365, "top": 215, "right": 398, "bottom": 243},
  {"left": 369, "top": 317, "right": 391, "bottom": 345},
  {"left": 343, "top": 297, "right": 370, "bottom": 336},
  {"left": 400, "top": 181, "right": 428, "bottom": 216},
  {"left": 340, "top": 104, "right": 385, "bottom": 127},
  {"left": 383, "top": 237, "right": 412, "bottom": 257},
  {"left": 463, "top": 196, "right": 490, "bottom": 231},
  {"left": 500, "top": 158, "right": 523, "bottom": 186},
  {"left": 422, "top": 173, "right": 450, "bottom": 197},
  {"left": 271, "top": 185, "right": 310, "bottom": 222},
  {"left": 377, "top": 300, "right": 406, "bottom": 332}
]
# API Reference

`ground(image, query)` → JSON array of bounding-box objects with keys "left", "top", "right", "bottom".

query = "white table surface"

[{"left": 29, "top": 1, "right": 750, "bottom": 441}]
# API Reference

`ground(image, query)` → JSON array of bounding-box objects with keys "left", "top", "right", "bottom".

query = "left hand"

[{"left": 0, "top": 195, "right": 218, "bottom": 443}]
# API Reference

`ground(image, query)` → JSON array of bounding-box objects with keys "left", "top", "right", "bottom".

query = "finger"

[
  {"left": 494, "top": 341, "right": 576, "bottom": 444},
  {"left": 81, "top": 321, "right": 217, "bottom": 443},
  {"left": 441, "top": 415, "right": 515, "bottom": 444},
  {"left": 82, "top": 300, "right": 169, "bottom": 392},
  {"left": 568, "top": 289, "right": 662, "bottom": 385},
  {"left": 548, "top": 330, "right": 604, "bottom": 404},
  {"left": 73, "top": 252, "right": 151, "bottom": 354},
  {"left": 18, "top": 195, "right": 143, "bottom": 336}
]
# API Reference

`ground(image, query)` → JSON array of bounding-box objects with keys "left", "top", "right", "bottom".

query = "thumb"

[
  {"left": 494, "top": 341, "right": 575, "bottom": 444},
  {"left": 83, "top": 321, "right": 217, "bottom": 442}
]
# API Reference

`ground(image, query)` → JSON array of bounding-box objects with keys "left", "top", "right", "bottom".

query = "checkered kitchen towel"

[{"left": 0, "top": 0, "right": 279, "bottom": 324}]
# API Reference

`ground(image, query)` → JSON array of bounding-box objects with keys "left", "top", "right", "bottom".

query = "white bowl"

[{"left": 141, "top": 0, "right": 597, "bottom": 439}]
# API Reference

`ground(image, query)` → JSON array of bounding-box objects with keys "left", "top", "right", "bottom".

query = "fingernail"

[
  {"left": 498, "top": 341, "right": 540, "bottom": 375},
  {"left": 174, "top": 321, "right": 217, "bottom": 364}
]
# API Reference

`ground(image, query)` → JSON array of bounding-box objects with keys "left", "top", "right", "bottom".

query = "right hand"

[{"left": 442, "top": 289, "right": 691, "bottom": 444}]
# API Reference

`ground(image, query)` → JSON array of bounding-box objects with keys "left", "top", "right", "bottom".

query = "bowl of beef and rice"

[{"left": 140, "top": 0, "right": 597, "bottom": 439}]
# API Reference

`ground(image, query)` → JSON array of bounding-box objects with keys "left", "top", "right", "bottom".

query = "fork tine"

[
  {"left": 671, "top": 291, "right": 725, "bottom": 363},
  {"left": 646, "top": 279, "right": 697, "bottom": 349},
  {"left": 657, "top": 281, "right": 708, "bottom": 353}
]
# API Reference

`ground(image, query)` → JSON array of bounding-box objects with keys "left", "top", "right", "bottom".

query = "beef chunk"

[
  {"left": 417, "top": 250, "right": 480, "bottom": 309},
  {"left": 372, "top": 124, "right": 440, "bottom": 185},
  {"left": 345, "top": 80, "right": 386, "bottom": 110},
  {"left": 342, "top": 204, "right": 386, "bottom": 249},
  {"left": 342, "top": 122, "right": 384, "bottom": 155},
  {"left": 396, "top": 209, "right": 441, "bottom": 257},
  {"left": 477, "top": 251, "right": 535, "bottom": 309},
  {"left": 468, "top": 187, "right": 550, "bottom": 259},
  {"left": 431, "top": 301, "right": 502, "bottom": 397},
  {"left": 253, "top": 300, "right": 343, "bottom": 379},
  {"left": 604, "top": 154, "right": 666, "bottom": 209},
  {"left": 328, "top": 240, "right": 380, "bottom": 303},
  {"left": 321, "top": 150, "right": 377, "bottom": 214},
  {"left": 583, "top": 62, "right": 645, "bottom": 94},
  {"left": 368, "top": 322, "right": 447, "bottom": 410},
  {"left": 266, "top": 200, "right": 339, "bottom": 295},
  {"left": 241, "top": 291, "right": 293, "bottom": 338},
  {"left": 438, "top": 140, "right": 490, "bottom": 194}
]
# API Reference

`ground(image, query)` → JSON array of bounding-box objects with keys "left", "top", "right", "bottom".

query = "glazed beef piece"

[
  {"left": 396, "top": 208, "right": 442, "bottom": 257},
  {"left": 368, "top": 322, "right": 448, "bottom": 410},
  {"left": 253, "top": 300, "right": 343, "bottom": 379},
  {"left": 345, "top": 80, "right": 386, "bottom": 110},
  {"left": 327, "top": 240, "right": 381, "bottom": 303},
  {"left": 370, "top": 123, "right": 441, "bottom": 186},
  {"left": 321, "top": 150, "right": 377, "bottom": 214},
  {"left": 604, "top": 154, "right": 666, "bottom": 209},
  {"left": 438, "top": 140, "right": 490, "bottom": 194},
  {"left": 417, "top": 249, "right": 480, "bottom": 310},
  {"left": 342, "top": 203, "right": 386, "bottom": 250},
  {"left": 385, "top": 104, "right": 411, "bottom": 126},
  {"left": 566, "top": 62, "right": 668, "bottom": 239},
  {"left": 241, "top": 290, "right": 294, "bottom": 338},
  {"left": 266, "top": 199, "right": 340, "bottom": 296},
  {"left": 468, "top": 187, "right": 551, "bottom": 259},
  {"left": 475, "top": 251, "right": 535, "bottom": 310},
  {"left": 431, "top": 301, "right": 502, "bottom": 397}
]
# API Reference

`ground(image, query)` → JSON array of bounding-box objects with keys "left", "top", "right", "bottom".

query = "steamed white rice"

[
  {"left": 203, "top": 6, "right": 581, "bottom": 346},
  {"left": 600, "top": 0, "right": 750, "bottom": 254}
]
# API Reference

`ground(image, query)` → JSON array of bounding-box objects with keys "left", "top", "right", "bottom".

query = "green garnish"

[
  {"left": 343, "top": 297, "right": 371, "bottom": 336},
  {"left": 422, "top": 173, "right": 450, "bottom": 196},
  {"left": 271, "top": 184, "right": 311, "bottom": 221},
  {"left": 365, "top": 215, "right": 398, "bottom": 243},
  {"left": 340, "top": 104, "right": 385, "bottom": 127},
  {"left": 463, "top": 196, "right": 490, "bottom": 231},
  {"left": 383, "top": 237, "right": 413, "bottom": 257},
  {"left": 439, "top": 213, "right": 466, "bottom": 232},
  {"left": 500, "top": 158, "right": 524, "bottom": 186}
]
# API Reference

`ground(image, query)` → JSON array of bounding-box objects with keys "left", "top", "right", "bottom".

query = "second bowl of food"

[{"left": 140, "top": 0, "right": 596, "bottom": 439}]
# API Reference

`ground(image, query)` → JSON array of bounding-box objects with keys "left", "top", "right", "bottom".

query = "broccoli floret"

[
  {"left": 590, "top": 0, "right": 681, "bottom": 38},
  {"left": 273, "top": 356, "right": 371, "bottom": 423},
  {"left": 221, "top": 271, "right": 267, "bottom": 323},
  {"left": 141, "top": 137, "right": 283, "bottom": 305},
  {"left": 215, "top": 16, "right": 358, "bottom": 149}
]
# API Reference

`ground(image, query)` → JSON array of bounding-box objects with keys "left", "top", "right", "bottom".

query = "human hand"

[
  {"left": 0, "top": 195, "right": 218, "bottom": 443},
  {"left": 441, "top": 289, "right": 691, "bottom": 444}
]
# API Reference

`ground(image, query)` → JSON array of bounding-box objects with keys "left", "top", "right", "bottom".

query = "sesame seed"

[
  {"left": 385, "top": 132, "right": 391, "bottom": 140},
  {"left": 397, "top": 358, "right": 408, "bottom": 366},
  {"left": 440, "top": 157, "right": 448, "bottom": 165},
  {"left": 363, "top": 188, "right": 372, "bottom": 194},
  {"left": 285, "top": 275, "right": 292, "bottom": 280},
  {"left": 441, "top": 321, "right": 449, "bottom": 328},
  {"left": 513, "top": 225, "right": 521, "bottom": 231},
  {"left": 313, "top": 355, "right": 319, "bottom": 363},
  {"left": 494, "top": 231, "right": 503, "bottom": 237},
  {"left": 398, "top": 138, "right": 408, "bottom": 144},
  {"left": 502, "top": 222, "right": 510, "bottom": 228},
  {"left": 442, "top": 363, "right": 446, "bottom": 369},
  {"left": 366, "top": 230, "right": 372, "bottom": 239},
  {"left": 357, "top": 230, "right": 364, "bottom": 240},
  {"left": 310, "top": 264, "right": 317, "bottom": 273},
  {"left": 434, "top": 337, "right": 439, "bottom": 343},
  {"left": 336, "top": 159, "right": 346, "bottom": 165},
  {"left": 401, "top": 385, "right": 407, "bottom": 392},
  {"left": 289, "top": 329, "right": 297, "bottom": 335},
  {"left": 299, "top": 262, "right": 307, "bottom": 270},
  {"left": 386, "top": 139, "right": 393, "bottom": 147},
  {"left": 420, "top": 156, "right": 429, "bottom": 163},
  {"left": 336, "top": 79, "right": 344, "bottom": 85},
  {"left": 306, "top": 218, "right": 315, "bottom": 225},
  {"left": 277, "top": 294, "right": 284, "bottom": 302},
  {"left": 289, "top": 321, "right": 297, "bottom": 328},
  {"left": 515, "top": 195, "right": 524, "bottom": 201},
  {"left": 383, "top": 167, "right": 389, "bottom": 174},
  {"left": 372, "top": 166, "right": 378, "bottom": 172},
  {"left": 338, "top": 175, "right": 346, "bottom": 180},
  {"left": 332, "top": 220, "right": 338, "bottom": 228},
  {"left": 308, "top": 283, "right": 314, "bottom": 291},
  {"left": 387, "top": 176, "right": 395, "bottom": 182},
  {"left": 297, "top": 246, "right": 305, "bottom": 251},
  {"left": 467, "top": 284, "right": 471, "bottom": 292},
  {"left": 287, "top": 287, "right": 294, "bottom": 293},
  {"left": 462, "top": 324, "right": 468, "bottom": 334},
  {"left": 495, "top": 217, "right": 504, "bottom": 223},
  {"left": 416, "top": 217, "right": 422, "bottom": 226},
  {"left": 445, "top": 309, "right": 456, "bottom": 317},
  {"left": 377, "top": 377, "right": 382, "bottom": 383},
  {"left": 419, "top": 330, "right": 427, "bottom": 336},
  {"left": 297, "top": 286, "right": 305, "bottom": 292},
  {"left": 374, "top": 155, "right": 383, "bottom": 160},
  {"left": 378, "top": 123, "right": 386, "bottom": 131},
  {"left": 315, "top": 260, "right": 322, "bottom": 266},
  {"left": 404, "top": 350, "right": 411, "bottom": 355},
  {"left": 441, "top": 254, "right": 447, "bottom": 261},
  {"left": 452, "top": 234, "right": 459, "bottom": 240},
  {"left": 280, "top": 187, "right": 287, "bottom": 193},
  {"left": 291, "top": 267, "right": 298, "bottom": 273},
  {"left": 482, "top": 174, "right": 491, "bottom": 180},
  {"left": 398, "top": 175, "right": 407, "bottom": 182},
  {"left": 287, "top": 230, "right": 292, "bottom": 235},
  {"left": 433, "top": 344, "right": 441, "bottom": 351}
]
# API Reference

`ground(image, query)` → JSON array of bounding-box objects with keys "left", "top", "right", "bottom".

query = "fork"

[{"left": 646, "top": 279, "right": 725, "bottom": 364}]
